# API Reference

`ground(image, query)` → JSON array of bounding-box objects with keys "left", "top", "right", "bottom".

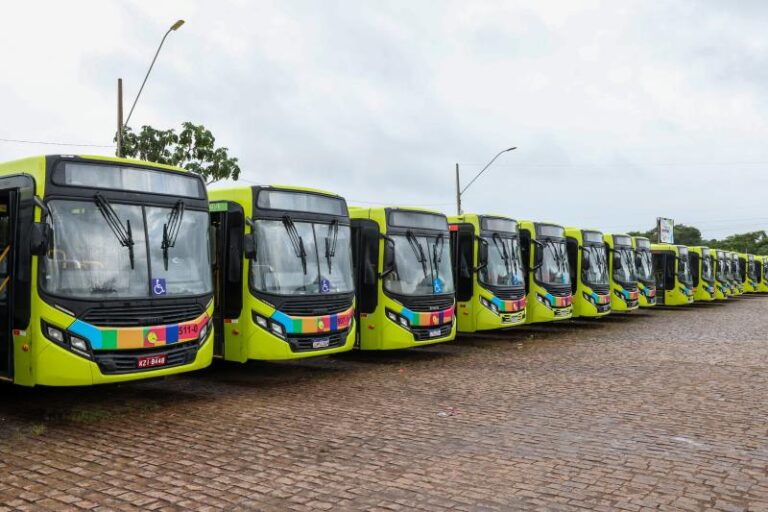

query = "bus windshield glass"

[
  {"left": 479, "top": 234, "right": 524, "bottom": 287},
  {"left": 250, "top": 219, "right": 354, "bottom": 295},
  {"left": 635, "top": 249, "right": 654, "bottom": 283},
  {"left": 701, "top": 253, "right": 714, "bottom": 283},
  {"left": 536, "top": 239, "right": 570, "bottom": 286},
  {"left": 678, "top": 248, "right": 693, "bottom": 285},
  {"left": 41, "top": 199, "right": 212, "bottom": 298},
  {"left": 582, "top": 244, "right": 609, "bottom": 286},
  {"left": 384, "top": 232, "right": 454, "bottom": 296},
  {"left": 613, "top": 247, "right": 636, "bottom": 283}
]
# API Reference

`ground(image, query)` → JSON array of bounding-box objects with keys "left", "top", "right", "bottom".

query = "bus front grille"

[
  {"left": 275, "top": 294, "right": 354, "bottom": 316},
  {"left": 81, "top": 303, "right": 204, "bottom": 327},
  {"left": 93, "top": 341, "right": 199, "bottom": 374},
  {"left": 396, "top": 295, "right": 454, "bottom": 312}
]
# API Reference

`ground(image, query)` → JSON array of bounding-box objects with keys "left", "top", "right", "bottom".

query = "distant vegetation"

[{"left": 628, "top": 224, "right": 768, "bottom": 255}]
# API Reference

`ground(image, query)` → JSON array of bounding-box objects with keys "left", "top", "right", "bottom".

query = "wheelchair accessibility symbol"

[{"left": 152, "top": 278, "right": 167, "bottom": 296}]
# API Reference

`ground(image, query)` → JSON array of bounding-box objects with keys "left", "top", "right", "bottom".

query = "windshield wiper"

[
  {"left": 492, "top": 233, "right": 512, "bottom": 273},
  {"left": 283, "top": 215, "right": 307, "bottom": 274},
  {"left": 162, "top": 200, "right": 185, "bottom": 271},
  {"left": 325, "top": 220, "right": 339, "bottom": 274},
  {"left": 432, "top": 233, "right": 445, "bottom": 280},
  {"left": 94, "top": 193, "right": 135, "bottom": 269},
  {"left": 406, "top": 230, "right": 428, "bottom": 278}
]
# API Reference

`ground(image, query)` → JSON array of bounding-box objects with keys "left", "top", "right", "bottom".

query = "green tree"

[
  {"left": 119, "top": 122, "right": 241, "bottom": 184},
  {"left": 709, "top": 231, "right": 768, "bottom": 255}
]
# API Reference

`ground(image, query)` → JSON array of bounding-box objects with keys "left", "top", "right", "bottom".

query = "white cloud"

[{"left": 2, "top": 0, "right": 768, "bottom": 238}]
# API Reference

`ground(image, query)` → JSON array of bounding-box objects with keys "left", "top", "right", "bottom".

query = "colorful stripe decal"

[
  {"left": 590, "top": 292, "right": 610, "bottom": 305},
  {"left": 620, "top": 289, "right": 639, "bottom": 301},
  {"left": 68, "top": 312, "right": 210, "bottom": 350},
  {"left": 490, "top": 296, "right": 526, "bottom": 312},
  {"left": 271, "top": 306, "right": 354, "bottom": 335},
  {"left": 545, "top": 293, "right": 572, "bottom": 307},
  {"left": 399, "top": 305, "right": 455, "bottom": 327}
]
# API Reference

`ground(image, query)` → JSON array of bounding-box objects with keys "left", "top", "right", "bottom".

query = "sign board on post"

[{"left": 657, "top": 217, "right": 674, "bottom": 244}]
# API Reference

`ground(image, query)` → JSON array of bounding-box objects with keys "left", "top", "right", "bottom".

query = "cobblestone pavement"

[{"left": 2, "top": 296, "right": 768, "bottom": 511}]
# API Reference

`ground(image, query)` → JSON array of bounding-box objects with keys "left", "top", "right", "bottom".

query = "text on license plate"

[
  {"left": 137, "top": 355, "right": 167, "bottom": 368},
  {"left": 429, "top": 328, "right": 442, "bottom": 338},
  {"left": 312, "top": 338, "right": 330, "bottom": 349}
]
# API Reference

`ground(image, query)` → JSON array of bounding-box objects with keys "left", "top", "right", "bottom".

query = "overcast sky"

[{"left": 2, "top": 1, "right": 768, "bottom": 238}]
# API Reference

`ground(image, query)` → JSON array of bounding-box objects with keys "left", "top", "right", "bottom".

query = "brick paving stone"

[{"left": 2, "top": 297, "right": 768, "bottom": 510}]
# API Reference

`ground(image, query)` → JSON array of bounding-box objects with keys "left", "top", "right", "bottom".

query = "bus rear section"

[
  {"left": 604, "top": 234, "right": 639, "bottom": 312},
  {"left": 0, "top": 155, "right": 214, "bottom": 386},
  {"left": 209, "top": 185, "right": 356, "bottom": 362},
  {"left": 351, "top": 207, "right": 456, "bottom": 349},
  {"left": 565, "top": 228, "right": 610, "bottom": 318},
  {"left": 449, "top": 214, "right": 526, "bottom": 331},
  {"left": 519, "top": 221, "right": 573, "bottom": 323},
  {"left": 651, "top": 244, "right": 694, "bottom": 306}
]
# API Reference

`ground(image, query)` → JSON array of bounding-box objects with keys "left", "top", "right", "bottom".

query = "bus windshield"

[
  {"left": 384, "top": 232, "right": 454, "bottom": 296},
  {"left": 479, "top": 234, "right": 524, "bottom": 287},
  {"left": 613, "top": 247, "right": 636, "bottom": 284},
  {"left": 42, "top": 199, "right": 212, "bottom": 298},
  {"left": 678, "top": 249, "right": 693, "bottom": 285},
  {"left": 748, "top": 258, "right": 759, "bottom": 281},
  {"left": 536, "top": 239, "right": 570, "bottom": 286},
  {"left": 701, "top": 253, "right": 714, "bottom": 283},
  {"left": 635, "top": 249, "right": 654, "bottom": 283},
  {"left": 250, "top": 218, "right": 354, "bottom": 295},
  {"left": 716, "top": 254, "right": 727, "bottom": 281},
  {"left": 582, "top": 244, "right": 609, "bottom": 286}
]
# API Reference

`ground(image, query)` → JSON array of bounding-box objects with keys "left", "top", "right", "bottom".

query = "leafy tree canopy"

[{"left": 118, "top": 122, "right": 240, "bottom": 184}]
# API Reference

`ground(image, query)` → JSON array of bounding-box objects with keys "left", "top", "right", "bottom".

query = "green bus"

[{"left": 0, "top": 155, "right": 214, "bottom": 386}]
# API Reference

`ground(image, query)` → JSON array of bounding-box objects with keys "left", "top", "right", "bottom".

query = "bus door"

[
  {"left": 210, "top": 202, "right": 244, "bottom": 358},
  {"left": 0, "top": 189, "right": 16, "bottom": 379},
  {"left": 351, "top": 219, "right": 379, "bottom": 343}
]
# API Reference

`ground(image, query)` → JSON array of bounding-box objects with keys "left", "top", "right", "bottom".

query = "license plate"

[
  {"left": 429, "top": 328, "right": 442, "bottom": 337},
  {"left": 312, "top": 338, "right": 330, "bottom": 349},
  {"left": 137, "top": 354, "right": 167, "bottom": 368}
]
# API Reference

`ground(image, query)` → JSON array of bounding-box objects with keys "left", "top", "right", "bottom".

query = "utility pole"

[
  {"left": 455, "top": 163, "right": 461, "bottom": 215},
  {"left": 116, "top": 78, "right": 123, "bottom": 157}
]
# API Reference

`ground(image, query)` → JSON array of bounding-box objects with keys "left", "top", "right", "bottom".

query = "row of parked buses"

[{"left": 1, "top": 155, "right": 765, "bottom": 386}]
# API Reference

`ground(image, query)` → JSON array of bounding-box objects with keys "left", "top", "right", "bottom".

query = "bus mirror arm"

[
  {"left": 30, "top": 196, "right": 52, "bottom": 256},
  {"left": 243, "top": 233, "right": 257, "bottom": 260}
]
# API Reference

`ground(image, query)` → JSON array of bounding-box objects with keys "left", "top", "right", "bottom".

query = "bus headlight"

[
  {"left": 252, "top": 312, "right": 287, "bottom": 339},
  {"left": 479, "top": 297, "right": 500, "bottom": 315},
  {"left": 535, "top": 294, "right": 552, "bottom": 309},
  {"left": 386, "top": 310, "right": 411, "bottom": 331},
  {"left": 583, "top": 292, "right": 595, "bottom": 304},
  {"left": 198, "top": 320, "right": 210, "bottom": 345},
  {"left": 41, "top": 321, "right": 92, "bottom": 360}
]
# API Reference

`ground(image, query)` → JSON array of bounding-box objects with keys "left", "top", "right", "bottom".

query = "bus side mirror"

[
  {"left": 582, "top": 250, "right": 591, "bottom": 271},
  {"left": 243, "top": 233, "right": 257, "bottom": 260},
  {"left": 363, "top": 262, "right": 377, "bottom": 286},
  {"left": 475, "top": 238, "right": 488, "bottom": 272},
  {"left": 531, "top": 239, "right": 543, "bottom": 271},
  {"left": 30, "top": 223, "right": 52, "bottom": 256},
  {"left": 381, "top": 238, "right": 395, "bottom": 277}
]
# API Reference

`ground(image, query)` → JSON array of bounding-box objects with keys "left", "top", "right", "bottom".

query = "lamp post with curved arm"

[
  {"left": 117, "top": 19, "right": 185, "bottom": 157},
  {"left": 455, "top": 146, "right": 517, "bottom": 215}
]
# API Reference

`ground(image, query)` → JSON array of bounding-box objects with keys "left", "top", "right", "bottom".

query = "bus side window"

[
  {"left": 652, "top": 253, "right": 664, "bottom": 290},
  {"left": 519, "top": 229, "right": 531, "bottom": 293},
  {"left": 454, "top": 226, "right": 473, "bottom": 302},
  {"left": 352, "top": 220, "right": 379, "bottom": 315},
  {"left": 664, "top": 254, "right": 675, "bottom": 291},
  {"left": 690, "top": 253, "right": 700, "bottom": 286},
  {"left": 566, "top": 238, "right": 578, "bottom": 295}
]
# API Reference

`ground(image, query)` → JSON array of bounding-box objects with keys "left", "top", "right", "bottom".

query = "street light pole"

[
  {"left": 455, "top": 146, "right": 517, "bottom": 215},
  {"left": 121, "top": 19, "right": 185, "bottom": 134}
]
